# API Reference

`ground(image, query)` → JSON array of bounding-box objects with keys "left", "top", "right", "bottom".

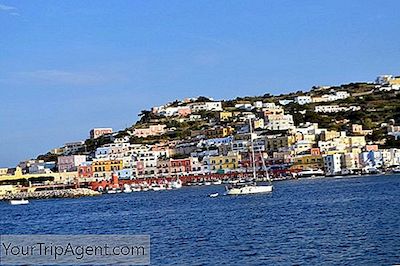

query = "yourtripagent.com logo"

[{"left": 0, "top": 235, "right": 150, "bottom": 265}]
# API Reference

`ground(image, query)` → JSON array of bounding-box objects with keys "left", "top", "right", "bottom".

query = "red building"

[{"left": 78, "top": 163, "right": 93, "bottom": 178}]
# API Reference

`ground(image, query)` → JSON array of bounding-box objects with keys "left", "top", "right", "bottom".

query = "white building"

[
  {"left": 381, "top": 148, "right": 400, "bottom": 167},
  {"left": 235, "top": 103, "right": 253, "bottom": 110},
  {"left": 62, "top": 141, "right": 85, "bottom": 155},
  {"left": 324, "top": 154, "right": 342, "bottom": 176},
  {"left": 189, "top": 101, "right": 222, "bottom": 112},
  {"left": 315, "top": 105, "right": 342, "bottom": 113},
  {"left": 335, "top": 91, "right": 350, "bottom": 100},
  {"left": 253, "top": 101, "right": 263, "bottom": 109},
  {"left": 315, "top": 105, "right": 360, "bottom": 113},
  {"left": 295, "top": 96, "right": 312, "bottom": 105},
  {"left": 265, "top": 114, "right": 295, "bottom": 131}
]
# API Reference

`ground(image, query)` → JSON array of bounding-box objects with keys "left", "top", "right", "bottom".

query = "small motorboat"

[
  {"left": 212, "top": 180, "right": 222, "bottom": 185},
  {"left": 123, "top": 184, "right": 132, "bottom": 193},
  {"left": 171, "top": 179, "right": 183, "bottom": 189},
  {"left": 10, "top": 199, "right": 29, "bottom": 205},
  {"left": 208, "top": 193, "right": 219, "bottom": 198},
  {"left": 392, "top": 167, "right": 400, "bottom": 174}
]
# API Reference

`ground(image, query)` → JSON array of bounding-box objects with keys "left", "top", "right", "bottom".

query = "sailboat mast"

[{"left": 249, "top": 118, "right": 257, "bottom": 180}]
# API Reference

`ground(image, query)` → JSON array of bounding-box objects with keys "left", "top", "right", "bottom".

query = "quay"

[{"left": 0, "top": 188, "right": 100, "bottom": 201}]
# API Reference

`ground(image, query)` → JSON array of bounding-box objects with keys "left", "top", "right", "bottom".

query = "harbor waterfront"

[{"left": 1, "top": 174, "right": 399, "bottom": 265}]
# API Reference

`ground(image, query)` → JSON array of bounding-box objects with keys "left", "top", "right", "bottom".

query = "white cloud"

[
  {"left": 0, "top": 4, "right": 16, "bottom": 11},
  {"left": 0, "top": 3, "right": 19, "bottom": 16}
]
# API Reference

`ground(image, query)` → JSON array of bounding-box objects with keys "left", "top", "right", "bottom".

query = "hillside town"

[{"left": 1, "top": 74, "right": 400, "bottom": 195}]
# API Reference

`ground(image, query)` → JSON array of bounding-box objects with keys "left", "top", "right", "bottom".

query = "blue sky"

[{"left": 0, "top": 0, "right": 399, "bottom": 167}]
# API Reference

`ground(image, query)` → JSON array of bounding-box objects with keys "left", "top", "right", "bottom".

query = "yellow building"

[
  {"left": 253, "top": 118, "right": 264, "bottom": 129},
  {"left": 92, "top": 160, "right": 123, "bottom": 172},
  {"left": 389, "top": 77, "right": 400, "bottom": 85},
  {"left": 208, "top": 152, "right": 241, "bottom": 171},
  {"left": 349, "top": 136, "right": 366, "bottom": 147},
  {"left": 92, "top": 160, "right": 123, "bottom": 178},
  {"left": 0, "top": 167, "right": 76, "bottom": 186},
  {"left": 218, "top": 111, "right": 233, "bottom": 121},
  {"left": 321, "top": 130, "right": 340, "bottom": 141},
  {"left": 292, "top": 155, "right": 324, "bottom": 170},
  {"left": 0, "top": 168, "right": 8, "bottom": 176},
  {"left": 205, "top": 126, "right": 234, "bottom": 139},
  {"left": 265, "top": 135, "right": 296, "bottom": 151}
]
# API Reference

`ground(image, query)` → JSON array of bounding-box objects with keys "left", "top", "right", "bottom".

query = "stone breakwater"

[{"left": 0, "top": 188, "right": 101, "bottom": 201}]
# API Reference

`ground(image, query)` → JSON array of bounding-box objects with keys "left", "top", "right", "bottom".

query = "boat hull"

[
  {"left": 226, "top": 185, "right": 273, "bottom": 195},
  {"left": 10, "top": 200, "right": 29, "bottom": 205}
]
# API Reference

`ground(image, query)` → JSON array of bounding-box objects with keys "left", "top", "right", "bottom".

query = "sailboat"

[{"left": 225, "top": 118, "right": 273, "bottom": 195}]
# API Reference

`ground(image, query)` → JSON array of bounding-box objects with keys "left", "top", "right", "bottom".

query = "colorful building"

[
  {"left": 204, "top": 126, "right": 234, "bottom": 139},
  {"left": 133, "top": 124, "right": 167, "bottom": 138},
  {"left": 58, "top": 155, "right": 87, "bottom": 172},
  {"left": 92, "top": 160, "right": 123, "bottom": 179},
  {"left": 206, "top": 152, "right": 241, "bottom": 172},
  {"left": 217, "top": 111, "right": 233, "bottom": 121},
  {"left": 292, "top": 155, "right": 324, "bottom": 170},
  {"left": 90, "top": 128, "right": 113, "bottom": 139}
]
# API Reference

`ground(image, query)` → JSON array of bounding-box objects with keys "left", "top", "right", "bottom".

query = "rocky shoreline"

[{"left": 0, "top": 188, "right": 100, "bottom": 201}]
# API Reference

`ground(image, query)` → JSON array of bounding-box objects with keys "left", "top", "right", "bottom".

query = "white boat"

[
  {"left": 10, "top": 199, "right": 29, "bottom": 205},
  {"left": 226, "top": 118, "right": 273, "bottom": 196},
  {"left": 392, "top": 167, "right": 400, "bottom": 174},
  {"left": 171, "top": 179, "right": 183, "bottom": 189},
  {"left": 131, "top": 184, "right": 142, "bottom": 192},
  {"left": 297, "top": 169, "right": 325, "bottom": 178},
  {"left": 204, "top": 181, "right": 212, "bottom": 186},
  {"left": 151, "top": 183, "right": 166, "bottom": 191},
  {"left": 209, "top": 193, "right": 219, "bottom": 198},
  {"left": 150, "top": 184, "right": 161, "bottom": 191},
  {"left": 226, "top": 183, "right": 273, "bottom": 195},
  {"left": 123, "top": 184, "right": 132, "bottom": 193},
  {"left": 213, "top": 180, "right": 222, "bottom": 185}
]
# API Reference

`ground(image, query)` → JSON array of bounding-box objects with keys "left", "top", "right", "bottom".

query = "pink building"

[
  {"left": 133, "top": 124, "right": 167, "bottom": 138},
  {"left": 178, "top": 107, "right": 192, "bottom": 117},
  {"left": 157, "top": 158, "right": 192, "bottom": 176},
  {"left": 90, "top": 128, "right": 113, "bottom": 139},
  {"left": 58, "top": 155, "right": 87, "bottom": 172}
]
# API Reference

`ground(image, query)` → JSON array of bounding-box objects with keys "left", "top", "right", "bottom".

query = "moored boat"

[
  {"left": 297, "top": 169, "right": 325, "bottom": 178},
  {"left": 171, "top": 179, "right": 183, "bottom": 189},
  {"left": 225, "top": 118, "right": 273, "bottom": 196},
  {"left": 10, "top": 199, "right": 29, "bottom": 205}
]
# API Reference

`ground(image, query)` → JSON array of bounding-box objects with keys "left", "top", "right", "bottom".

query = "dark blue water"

[{"left": 1, "top": 175, "right": 400, "bottom": 265}]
